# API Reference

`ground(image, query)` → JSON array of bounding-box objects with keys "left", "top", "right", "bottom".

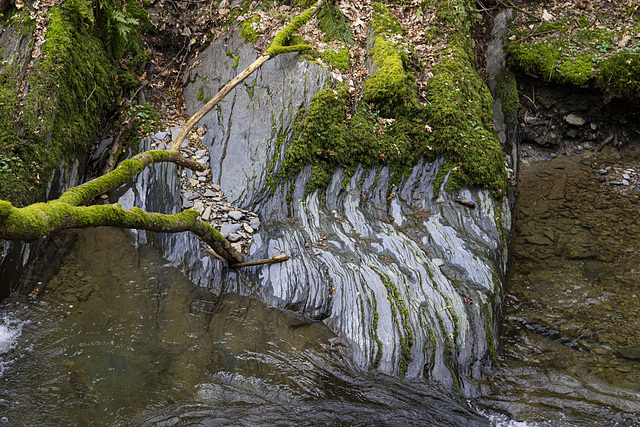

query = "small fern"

[
  {"left": 318, "top": 2, "right": 353, "bottom": 45},
  {"left": 94, "top": 0, "right": 139, "bottom": 60}
]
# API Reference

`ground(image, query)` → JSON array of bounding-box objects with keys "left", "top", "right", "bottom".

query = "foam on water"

[{"left": 0, "top": 319, "right": 21, "bottom": 355}]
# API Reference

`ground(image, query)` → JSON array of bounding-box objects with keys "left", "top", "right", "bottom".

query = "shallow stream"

[{"left": 0, "top": 227, "right": 486, "bottom": 426}]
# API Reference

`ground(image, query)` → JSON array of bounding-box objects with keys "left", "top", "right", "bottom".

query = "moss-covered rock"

[
  {"left": 505, "top": 5, "right": 640, "bottom": 101},
  {"left": 0, "top": 0, "right": 118, "bottom": 206},
  {"left": 277, "top": 0, "right": 506, "bottom": 198}
]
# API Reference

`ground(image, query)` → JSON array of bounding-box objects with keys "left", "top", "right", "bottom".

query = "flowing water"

[{"left": 0, "top": 227, "right": 487, "bottom": 426}]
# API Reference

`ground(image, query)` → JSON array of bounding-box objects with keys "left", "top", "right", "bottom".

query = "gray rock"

[
  {"left": 565, "top": 114, "right": 586, "bottom": 126},
  {"left": 195, "top": 149, "right": 208, "bottom": 157},
  {"left": 249, "top": 217, "right": 260, "bottom": 229},
  {"left": 202, "top": 206, "right": 212, "bottom": 221},
  {"left": 228, "top": 210, "right": 244, "bottom": 221},
  {"left": 92, "top": 138, "right": 113, "bottom": 161},
  {"left": 432, "top": 258, "right": 445, "bottom": 267},
  {"left": 188, "top": 193, "right": 201, "bottom": 201},
  {"left": 243, "top": 223, "right": 254, "bottom": 234},
  {"left": 182, "top": 200, "right": 193, "bottom": 209},
  {"left": 204, "top": 189, "right": 216, "bottom": 197},
  {"left": 618, "top": 346, "right": 640, "bottom": 360},
  {"left": 154, "top": 131, "right": 168, "bottom": 140},
  {"left": 227, "top": 233, "right": 242, "bottom": 243},
  {"left": 221, "top": 223, "right": 242, "bottom": 236}
]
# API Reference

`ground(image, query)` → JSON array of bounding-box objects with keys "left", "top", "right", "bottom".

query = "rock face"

[{"left": 124, "top": 29, "right": 511, "bottom": 396}]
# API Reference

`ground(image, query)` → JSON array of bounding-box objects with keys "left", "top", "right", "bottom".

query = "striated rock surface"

[{"left": 122, "top": 29, "right": 511, "bottom": 396}]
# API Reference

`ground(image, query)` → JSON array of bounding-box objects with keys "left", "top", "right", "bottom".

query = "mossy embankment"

[
  {"left": 505, "top": 1, "right": 640, "bottom": 100},
  {"left": 0, "top": 0, "right": 148, "bottom": 206},
  {"left": 274, "top": 0, "right": 507, "bottom": 198}
]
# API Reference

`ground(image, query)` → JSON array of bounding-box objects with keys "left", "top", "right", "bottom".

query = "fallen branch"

[
  {"left": 231, "top": 255, "right": 290, "bottom": 268},
  {"left": 170, "top": 1, "right": 324, "bottom": 151}
]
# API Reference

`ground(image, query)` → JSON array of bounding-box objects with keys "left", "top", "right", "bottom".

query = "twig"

[{"left": 231, "top": 255, "right": 290, "bottom": 268}]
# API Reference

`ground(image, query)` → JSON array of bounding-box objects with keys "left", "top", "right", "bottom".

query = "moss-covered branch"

[
  {"left": 0, "top": 148, "right": 243, "bottom": 263},
  {"left": 59, "top": 150, "right": 206, "bottom": 206},
  {"left": 0, "top": 201, "right": 243, "bottom": 263}
]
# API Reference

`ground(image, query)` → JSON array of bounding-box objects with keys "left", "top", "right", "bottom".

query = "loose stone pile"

[
  {"left": 150, "top": 127, "right": 260, "bottom": 255},
  {"left": 592, "top": 162, "right": 640, "bottom": 194}
]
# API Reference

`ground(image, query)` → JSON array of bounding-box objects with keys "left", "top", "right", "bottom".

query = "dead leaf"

[
  {"left": 542, "top": 9, "right": 554, "bottom": 22},
  {"left": 618, "top": 35, "right": 631, "bottom": 47}
]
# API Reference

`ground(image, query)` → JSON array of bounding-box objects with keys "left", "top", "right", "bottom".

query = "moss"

[
  {"left": 506, "top": 13, "right": 640, "bottom": 100},
  {"left": 495, "top": 72, "right": 519, "bottom": 127},
  {"left": 125, "top": 0, "right": 155, "bottom": 34},
  {"left": 371, "top": 294, "right": 383, "bottom": 368},
  {"left": 239, "top": 15, "right": 261, "bottom": 43},
  {"left": 59, "top": 158, "right": 144, "bottom": 205},
  {"left": 0, "top": 0, "right": 117, "bottom": 206},
  {"left": 264, "top": 3, "right": 317, "bottom": 57},
  {"left": 273, "top": 0, "right": 506, "bottom": 200},
  {"left": 321, "top": 47, "right": 350, "bottom": 72},
  {"left": 197, "top": 86, "right": 205, "bottom": 101},
  {"left": 370, "top": 2, "right": 404, "bottom": 36},
  {"left": 232, "top": 55, "right": 240, "bottom": 69},
  {"left": 362, "top": 36, "right": 417, "bottom": 117},
  {"left": 597, "top": 53, "right": 640, "bottom": 99},
  {"left": 425, "top": 34, "right": 507, "bottom": 198}
]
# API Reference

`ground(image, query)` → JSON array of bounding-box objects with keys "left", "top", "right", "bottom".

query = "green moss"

[
  {"left": 264, "top": 3, "right": 317, "bottom": 57},
  {"left": 362, "top": 36, "right": 417, "bottom": 117},
  {"left": 597, "top": 53, "right": 640, "bottom": 99},
  {"left": 506, "top": 13, "right": 640, "bottom": 100},
  {"left": 273, "top": 0, "right": 506, "bottom": 200},
  {"left": 425, "top": 34, "right": 507, "bottom": 197},
  {"left": 495, "top": 72, "right": 519, "bottom": 126},
  {"left": 197, "top": 86, "right": 205, "bottom": 101},
  {"left": 240, "top": 15, "right": 261, "bottom": 43},
  {"left": 320, "top": 47, "right": 350, "bottom": 72},
  {"left": 232, "top": 55, "right": 240, "bottom": 69},
  {"left": 0, "top": 0, "right": 117, "bottom": 206},
  {"left": 371, "top": 2, "right": 404, "bottom": 36},
  {"left": 125, "top": 0, "right": 155, "bottom": 34},
  {"left": 371, "top": 294, "right": 383, "bottom": 369}
]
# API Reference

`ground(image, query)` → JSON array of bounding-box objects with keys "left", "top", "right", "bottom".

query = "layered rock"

[{"left": 120, "top": 26, "right": 511, "bottom": 396}]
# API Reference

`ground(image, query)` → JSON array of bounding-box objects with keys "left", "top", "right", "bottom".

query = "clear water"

[
  {"left": 0, "top": 228, "right": 486, "bottom": 426},
  {"left": 474, "top": 150, "right": 640, "bottom": 425}
]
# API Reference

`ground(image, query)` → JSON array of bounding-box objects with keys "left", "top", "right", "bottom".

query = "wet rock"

[
  {"left": 249, "top": 217, "right": 260, "bottom": 229},
  {"left": 227, "top": 233, "right": 242, "bottom": 243},
  {"left": 617, "top": 346, "right": 640, "bottom": 360},
  {"left": 221, "top": 223, "right": 242, "bottom": 236}
]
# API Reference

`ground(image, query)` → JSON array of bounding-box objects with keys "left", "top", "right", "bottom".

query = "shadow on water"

[
  {"left": 474, "top": 148, "right": 640, "bottom": 426},
  {"left": 0, "top": 227, "right": 487, "bottom": 426}
]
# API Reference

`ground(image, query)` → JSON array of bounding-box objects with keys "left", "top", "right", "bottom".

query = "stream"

[
  {"left": 2, "top": 145, "right": 640, "bottom": 425},
  {"left": 0, "top": 227, "right": 486, "bottom": 426}
]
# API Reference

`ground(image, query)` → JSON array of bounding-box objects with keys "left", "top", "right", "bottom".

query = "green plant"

[{"left": 94, "top": 0, "right": 140, "bottom": 60}]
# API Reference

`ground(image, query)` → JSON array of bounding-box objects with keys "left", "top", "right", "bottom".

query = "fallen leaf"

[{"left": 618, "top": 35, "right": 631, "bottom": 47}]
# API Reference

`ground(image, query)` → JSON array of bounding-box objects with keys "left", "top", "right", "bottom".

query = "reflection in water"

[{"left": 0, "top": 228, "right": 487, "bottom": 426}]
